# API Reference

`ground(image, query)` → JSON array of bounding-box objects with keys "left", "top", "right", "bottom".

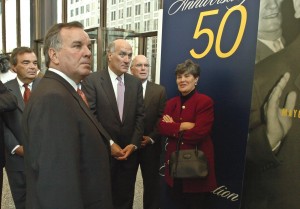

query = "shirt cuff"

[
  {"left": 110, "top": 139, "right": 114, "bottom": 146},
  {"left": 11, "top": 145, "right": 20, "bottom": 154},
  {"left": 272, "top": 141, "right": 281, "bottom": 152},
  {"left": 149, "top": 137, "right": 155, "bottom": 144}
]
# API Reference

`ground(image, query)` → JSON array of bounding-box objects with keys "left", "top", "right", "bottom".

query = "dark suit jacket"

[
  {"left": 243, "top": 34, "right": 300, "bottom": 209},
  {"left": 255, "top": 38, "right": 284, "bottom": 64},
  {"left": 23, "top": 71, "right": 113, "bottom": 209},
  {"left": 143, "top": 81, "right": 166, "bottom": 152},
  {"left": 2, "top": 78, "right": 40, "bottom": 171},
  {"left": 0, "top": 81, "right": 17, "bottom": 168},
  {"left": 83, "top": 70, "right": 144, "bottom": 148}
]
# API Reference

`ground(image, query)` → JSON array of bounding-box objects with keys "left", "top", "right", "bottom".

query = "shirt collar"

[
  {"left": 48, "top": 68, "right": 77, "bottom": 91},
  {"left": 108, "top": 67, "right": 124, "bottom": 82},
  {"left": 16, "top": 77, "right": 33, "bottom": 88}
]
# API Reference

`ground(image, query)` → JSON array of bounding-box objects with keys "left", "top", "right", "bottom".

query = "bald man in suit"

[
  {"left": 130, "top": 55, "right": 166, "bottom": 209},
  {"left": 83, "top": 39, "right": 144, "bottom": 209}
]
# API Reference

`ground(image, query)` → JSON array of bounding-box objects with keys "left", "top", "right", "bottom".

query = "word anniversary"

[{"left": 168, "top": 0, "right": 246, "bottom": 15}]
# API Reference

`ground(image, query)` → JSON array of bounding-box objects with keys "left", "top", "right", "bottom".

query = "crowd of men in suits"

[{"left": 0, "top": 21, "right": 166, "bottom": 209}]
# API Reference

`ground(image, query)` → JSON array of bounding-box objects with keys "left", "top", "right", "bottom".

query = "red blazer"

[{"left": 159, "top": 91, "right": 217, "bottom": 193}]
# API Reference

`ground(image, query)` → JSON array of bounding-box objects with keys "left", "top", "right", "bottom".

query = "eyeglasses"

[{"left": 135, "top": 63, "right": 150, "bottom": 68}]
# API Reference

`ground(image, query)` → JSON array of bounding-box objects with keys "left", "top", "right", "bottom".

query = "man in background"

[
  {"left": 22, "top": 21, "right": 113, "bottom": 209},
  {"left": 2, "top": 47, "right": 40, "bottom": 209},
  {"left": 0, "top": 81, "right": 17, "bottom": 206},
  {"left": 83, "top": 39, "right": 144, "bottom": 209},
  {"left": 255, "top": 0, "right": 285, "bottom": 63},
  {"left": 130, "top": 55, "right": 166, "bottom": 209}
]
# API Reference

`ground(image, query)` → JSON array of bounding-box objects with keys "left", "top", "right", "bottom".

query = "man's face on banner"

[{"left": 258, "top": 0, "right": 284, "bottom": 40}]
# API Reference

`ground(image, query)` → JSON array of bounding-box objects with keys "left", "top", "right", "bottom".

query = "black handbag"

[{"left": 169, "top": 133, "right": 208, "bottom": 179}]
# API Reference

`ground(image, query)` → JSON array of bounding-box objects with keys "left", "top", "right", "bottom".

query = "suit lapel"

[
  {"left": 100, "top": 70, "right": 122, "bottom": 122},
  {"left": 123, "top": 73, "right": 134, "bottom": 123},
  {"left": 45, "top": 71, "right": 111, "bottom": 145},
  {"left": 9, "top": 79, "right": 25, "bottom": 111},
  {"left": 144, "top": 81, "right": 153, "bottom": 109}
]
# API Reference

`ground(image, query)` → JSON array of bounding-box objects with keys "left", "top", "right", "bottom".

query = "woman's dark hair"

[{"left": 175, "top": 59, "right": 200, "bottom": 77}]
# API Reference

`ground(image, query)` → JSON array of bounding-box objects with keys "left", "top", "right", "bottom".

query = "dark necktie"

[
  {"left": 77, "top": 88, "right": 89, "bottom": 107},
  {"left": 23, "top": 84, "right": 31, "bottom": 104},
  {"left": 117, "top": 76, "right": 124, "bottom": 120}
]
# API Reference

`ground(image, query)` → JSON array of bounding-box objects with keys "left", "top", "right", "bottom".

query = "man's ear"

[
  {"left": 48, "top": 48, "right": 59, "bottom": 65},
  {"left": 11, "top": 65, "right": 17, "bottom": 73}
]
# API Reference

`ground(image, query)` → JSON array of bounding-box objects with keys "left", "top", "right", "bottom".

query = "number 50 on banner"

[{"left": 190, "top": 5, "right": 247, "bottom": 59}]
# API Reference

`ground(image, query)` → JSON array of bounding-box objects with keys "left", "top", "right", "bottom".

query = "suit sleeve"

[
  {"left": 130, "top": 81, "right": 144, "bottom": 147},
  {"left": 23, "top": 93, "right": 84, "bottom": 209},
  {"left": 0, "top": 81, "right": 17, "bottom": 112},
  {"left": 148, "top": 87, "right": 167, "bottom": 141},
  {"left": 246, "top": 82, "right": 281, "bottom": 170}
]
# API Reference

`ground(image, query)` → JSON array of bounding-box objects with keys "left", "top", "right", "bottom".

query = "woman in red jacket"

[{"left": 159, "top": 59, "right": 217, "bottom": 209}]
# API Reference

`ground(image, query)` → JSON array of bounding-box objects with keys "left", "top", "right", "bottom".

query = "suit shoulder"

[
  {"left": 148, "top": 81, "right": 166, "bottom": 92},
  {"left": 85, "top": 71, "right": 103, "bottom": 80},
  {"left": 125, "top": 73, "right": 142, "bottom": 85},
  {"left": 4, "top": 79, "right": 16, "bottom": 87}
]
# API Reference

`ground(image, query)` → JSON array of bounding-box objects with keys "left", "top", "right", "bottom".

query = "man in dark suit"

[
  {"left": 2, "top": 47, "right": 40, "bottom": 209},
  {"left": 83, "top": 39, "right": 144, "bottom": 209},
  {"left": 22, "top": 21, "right": 113, "bottom": 209},
  {"left": 255, "top": 0, "right": 285, "bottom": 63},
  {"left": 242, "top": 34, "right": 300, "bottom": 209},
  {"left": 0, "top": 80, "right": 17, "bottom": 206},
  {"left": 130, "top": 55, "right": 166, "bottom": 209}
]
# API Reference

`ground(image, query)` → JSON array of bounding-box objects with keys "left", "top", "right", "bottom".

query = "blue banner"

[{"left": 159, "top": 1, "right": 260, "bottom": 208}]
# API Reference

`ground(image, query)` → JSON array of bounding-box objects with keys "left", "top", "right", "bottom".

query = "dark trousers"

[
  {"left": 111, "top": 152, "right": 139, "bottom": 209},
  {"left": 6, "top": 170, "right": 26, "bottom": 209},
  {"left": 138, "top": 145, "right": 161, "bottom": 209},
  {"left": 167, "top": 180, "right": 208, "bottom": 209}
]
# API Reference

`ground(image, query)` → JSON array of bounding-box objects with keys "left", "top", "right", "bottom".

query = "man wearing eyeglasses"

[{"left": 130, "top": 55, "right": 166, "bottom": 209}]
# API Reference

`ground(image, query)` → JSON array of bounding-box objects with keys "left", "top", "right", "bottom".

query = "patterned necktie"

[
  {"left": 77, "top": 88, "right": 89, "bottom": 107},
  {"left": 23, "top": 83, "right": 31, "bottom": 104},
  {"left": 117, "top": 76, "right": 125, "bottom": 120}
]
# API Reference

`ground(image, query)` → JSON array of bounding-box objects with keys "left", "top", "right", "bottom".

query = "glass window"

[
  {"left": 76, "top": 8, "right": 79, "bottom": 15},
  {"left": 112, "top": 0, "right": 116, "bottom": 5},
  {"left": 127, "top": 7, "right": 131, "bottom": 17},
  {"left": 0, "top": 1, "right": 2, "bottom": 52},
  {"left": 119, "top": 9, "right": 123, "bottom": 19},
  {"left": 81, "top": 6, "right": 84, "bottom": 14},
  {"left": 134, "top": 22, "right": 140, "bottom": 32},
  {"left": 5, "top": 0, "right": 17, "bottom": 52},
  {"left": 86, "top": 4, "right": 90, "bottom": 13},
  {"left": 135, "top": 5, "right": 141, "bottom": 16},
  {"left": 144, "top": 2, "right": 150, "bottom": 13},
  {"left": 20, "top": 0, "right": 30, "bottom": 47},
  {"left": 144, "top": 20, "right": 150, "bottom": 32},
  {"left": 111, "top": 11, "right": 116, "bottom": 21}
]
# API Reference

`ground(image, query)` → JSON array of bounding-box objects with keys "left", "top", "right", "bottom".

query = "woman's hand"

[
  {"left": 162, "top": 114, "right": 174, "bottom": 123},
  {"left": 180, "top": 122, "right": 195, "bottom": 131}
]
